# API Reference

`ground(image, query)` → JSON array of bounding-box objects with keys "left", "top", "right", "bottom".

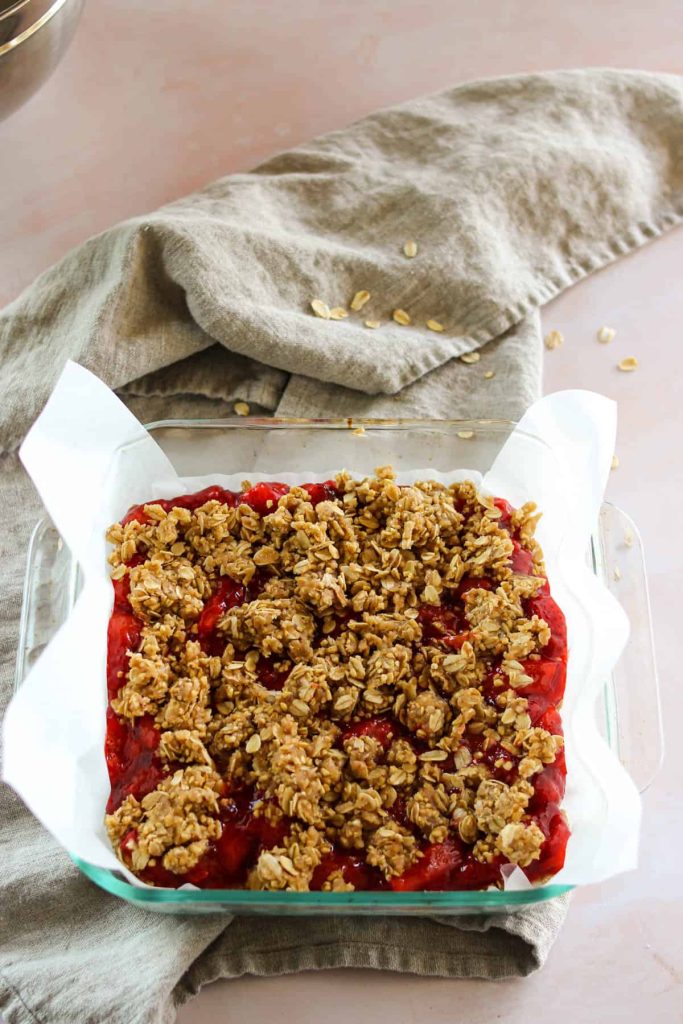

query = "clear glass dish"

[{"left": 15, "top": 418, "right": 663, "bottom": 915}]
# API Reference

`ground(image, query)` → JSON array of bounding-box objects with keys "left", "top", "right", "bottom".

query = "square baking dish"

[{"left": 15, "top": 418, "right": 662, "bottom": 915}]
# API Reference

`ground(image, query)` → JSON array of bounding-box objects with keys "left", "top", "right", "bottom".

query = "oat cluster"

[{"left": 105, "top": 468, "right": 564, "bottom": 890}]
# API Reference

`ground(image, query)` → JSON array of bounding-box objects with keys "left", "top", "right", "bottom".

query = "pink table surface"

[{"left": 2, "top": 2, "right": 682, "bottom": 1022}]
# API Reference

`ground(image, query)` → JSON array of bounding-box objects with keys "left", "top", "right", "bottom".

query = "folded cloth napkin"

[{"left": 1, "top": 68, "right": 682, "bottom": 1024}]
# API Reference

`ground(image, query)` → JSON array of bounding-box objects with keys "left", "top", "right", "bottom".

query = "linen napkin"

[
  {"left": 1, "top": 68, "right": 682, "bottom": 1024},
  {"left": 1, "top": 68, "right": 682, "bottom": 452}
]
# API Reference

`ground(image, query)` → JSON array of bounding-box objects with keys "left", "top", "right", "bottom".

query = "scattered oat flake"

[
  {"left": 597, "top": 326, "right": 616, "bottom": 344},
  {"left": 426, "top": 319, "right": 444, "bottom": 332},
  {"left": 234, "top": 401, "right": 250, "bottom": 417},
  {"left": 393, "top": 309, "right": 411, "bottom": 326},
  {"left": 311, "top": 299, "right": 331, "bottom": 319},
  {"left": 624, "top": 529, "right": 634, "bottom": 548},
  {"left": 544, "top": 330, "right": 564, "bottom": 351},
  {"left": 483, "top": 370, "right": 495, "bottom": 380},
  {"left": 364, "top": 319, "right": 381, "bottom": 329},
  {"left": 611, "top": 454, "right": 619, "bottom": 471},
  {"left": 353, "top": 426, "right": 366, "bottom": 437},
  {"left": 460, "top": 351, "right": 480, "bottom": 364},
  {"left": 350, "top": 290, "right": 371, "bottom": 311},
  {"left": 457, "top": 430, "right": 474, "bottom": 440},
  {"left": 613, "top": 566, "right": 622, "bottom": 581},
  {"left": 329, "top": 307, "right": 349, "bottom": 320},
  {"left": 618, "top": 357, "right": 638, "bottom": 372},
  {"left": 403, "top": 240, "right": 418, "bottom": 258}
]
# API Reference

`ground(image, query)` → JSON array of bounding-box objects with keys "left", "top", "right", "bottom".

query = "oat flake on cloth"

[{"left": 1, "top": 68, "right": 682, "bottom": 1024}]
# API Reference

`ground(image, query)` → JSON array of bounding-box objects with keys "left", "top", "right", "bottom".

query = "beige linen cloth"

[{"left": 1, "top": 69, "right": 682, "bottom": 1024}]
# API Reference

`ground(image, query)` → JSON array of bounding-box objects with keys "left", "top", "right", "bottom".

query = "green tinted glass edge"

[
  {"left": 70, "top": 421, "right": 570, "bottom": 912},
  {"left": 73, "top": 856, "right": 572, "bottom": 908}
]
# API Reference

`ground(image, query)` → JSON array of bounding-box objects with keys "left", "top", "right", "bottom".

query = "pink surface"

[{"left": 2, "top": 1, "right": 682, "bottom": 1021}]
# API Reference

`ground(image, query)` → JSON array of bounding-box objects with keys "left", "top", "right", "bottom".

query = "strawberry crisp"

[{"left": 104, "top": 468, "right": 569, "bottom": 891}]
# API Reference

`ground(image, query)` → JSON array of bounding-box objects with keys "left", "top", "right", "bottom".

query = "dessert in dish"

[{"left": 104, "top": 468, "right": 569, "bottom": 891}]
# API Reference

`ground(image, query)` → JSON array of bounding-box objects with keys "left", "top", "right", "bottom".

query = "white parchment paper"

[{"left": 2, "top": 362, "right": 641, "bottom": 887}]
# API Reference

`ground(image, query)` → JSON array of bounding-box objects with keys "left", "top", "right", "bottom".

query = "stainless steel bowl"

[{"left": 0, "top": 0, "right": 84, "bottom": 121}]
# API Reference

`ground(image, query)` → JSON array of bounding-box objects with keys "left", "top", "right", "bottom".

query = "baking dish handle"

[{"left": 597, "top": 502, "right": 664, "bottom": 793}]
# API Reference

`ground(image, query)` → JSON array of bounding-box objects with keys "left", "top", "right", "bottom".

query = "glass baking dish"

[{"left": 14, "top": 418, "right": 663, "bottom": 915}]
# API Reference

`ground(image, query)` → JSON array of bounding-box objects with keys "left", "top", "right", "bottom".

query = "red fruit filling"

[
  {"left": 301, "top": 480, "right": 339, "bottom": 505},
  {"left": 239, "top": 482, "right": 290, "bottom": 515},
  {"left": 391, "top": 838, "right": 465, "bottom": 891},
  {"left": 311, "top": 851, "right": 386, "bottom": 891},
  {"left": 341, "top": 716, "right": 397, "bottom": 751},
  {"left": 197, "top": 577, "right": 246, "bottom": 654}
]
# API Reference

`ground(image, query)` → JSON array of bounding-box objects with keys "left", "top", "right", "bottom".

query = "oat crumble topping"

[{"left": 105, "top": 468, "right": 568, "bottom": 891}]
